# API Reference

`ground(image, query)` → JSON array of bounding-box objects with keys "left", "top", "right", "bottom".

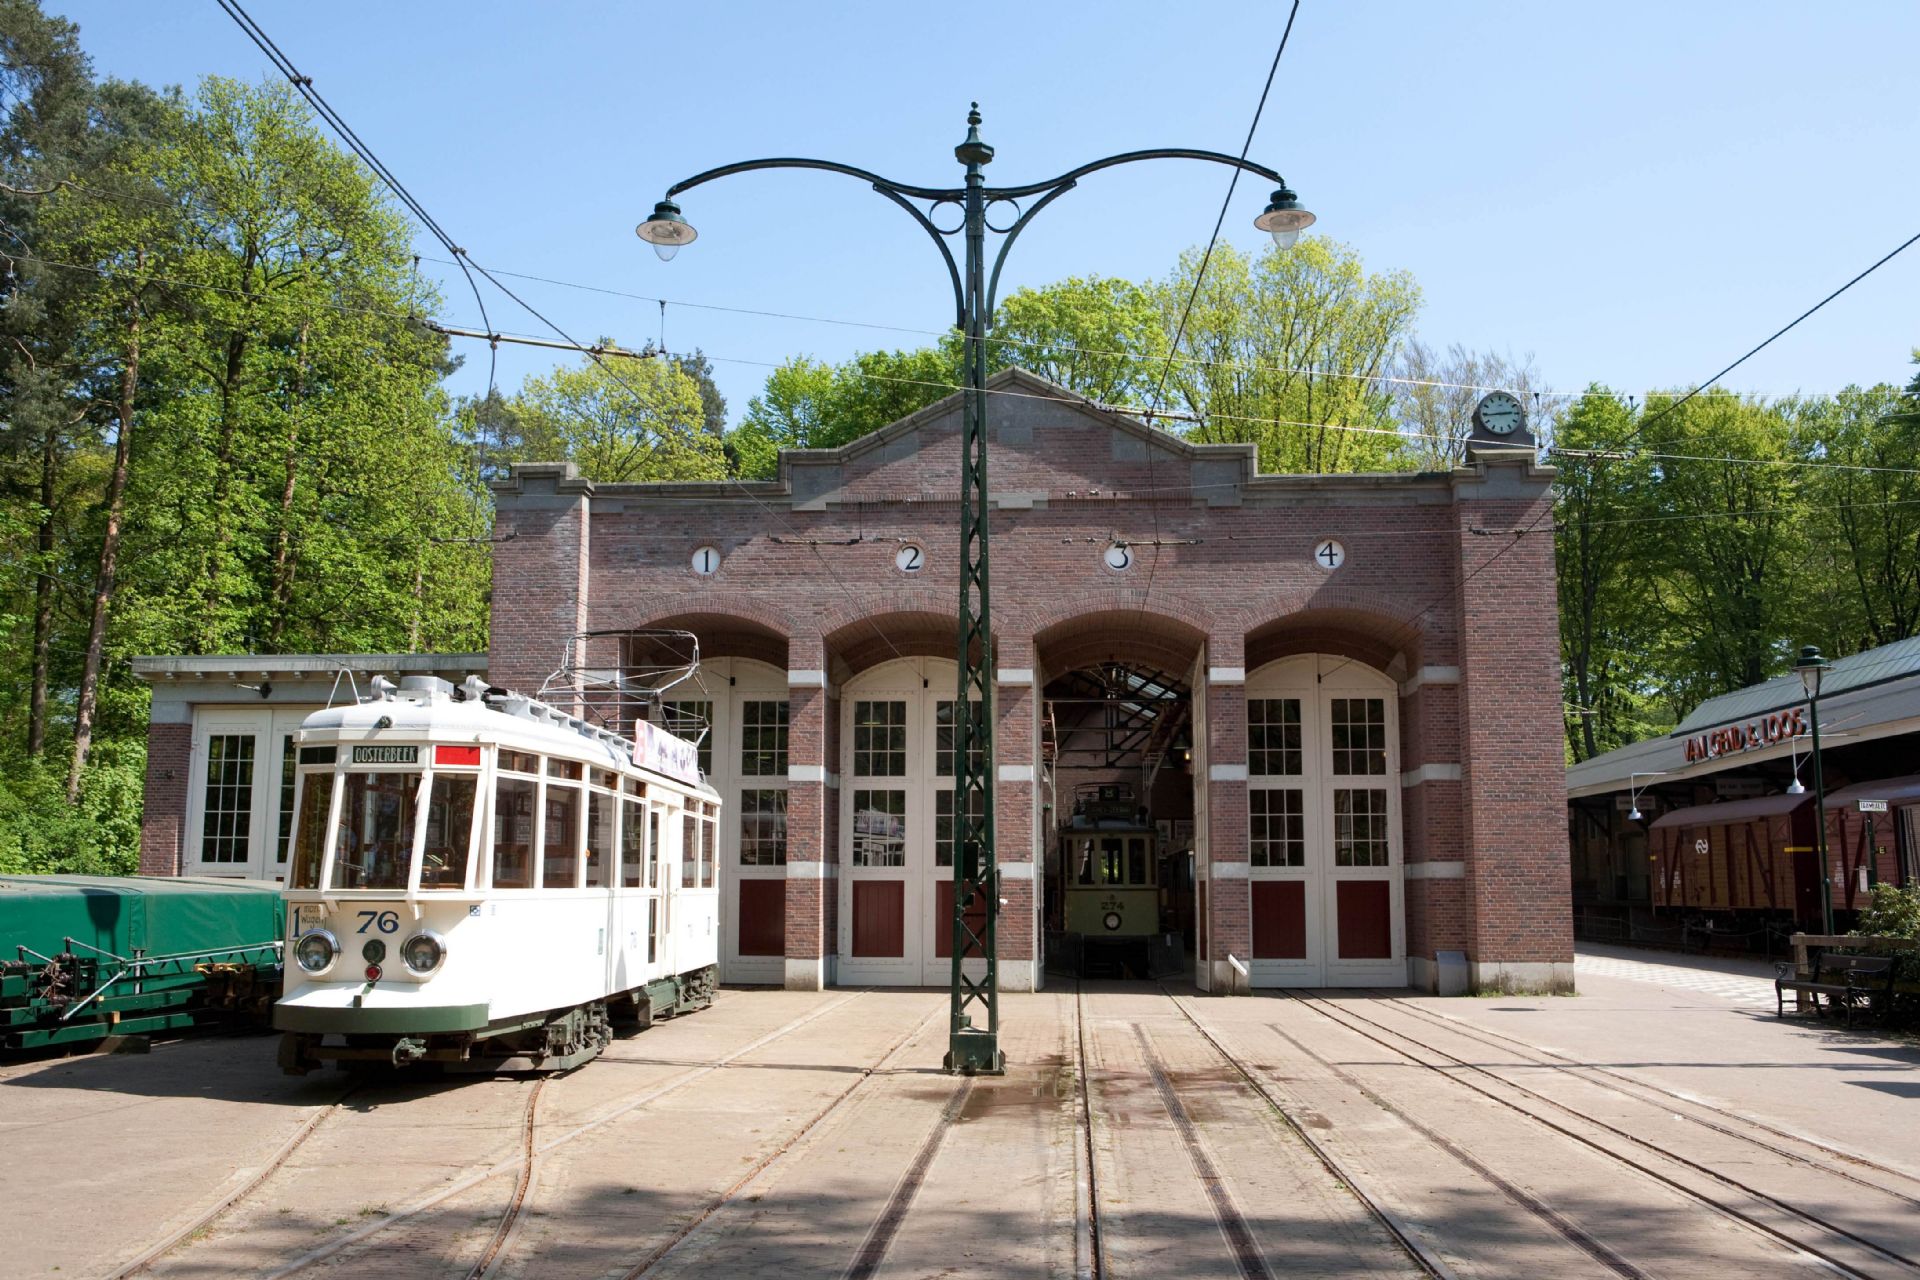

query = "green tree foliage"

[
  {"left": 497, "top": 353, "right": 723, "bottom": 483},
  {"left": 727, "top": 346, "right": 958, "bottom": 479},
  {"left": 980, "top": 274, "right": 1169, "bottom": 406},
  {"left": 0, "top": 9, "right": 493, "bottom": 871},
  {"left": 1555, "top": 390, "right": 1662, "bottom": 760},
  {"left": 1167, "top": 240, "right": 1421, "bottom": 472}
]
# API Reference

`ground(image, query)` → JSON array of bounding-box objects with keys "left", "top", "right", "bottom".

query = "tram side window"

[
  {"left": 329, "top": 772, "right": 417, "bottom": 890},
  {"left": 620, "top": 796, "right": 644, "bottom": 887},
  {"left": 493, "top": 773, "right": 536, "bottom": 889},
  {"left": 1128, "top": 835, "right": 1149, "bottom": 886},
  {"left": 647, "top": 898, "right": 658, "bottom": 963},
  {"left": 545, "top": 781, "right": 582, "bottom": 889},
  {"left": 421, "top": 775, "right": 476, "bottom": 889},
  {"left": 647, "top": 808, "right": 661, "bottom": 888},
  {"left": 585, "top": 789, "right": 614, "bottom": 888},
  {"left": 682, "top": 812, "right": 698, "bottom": 888},
  {"left": 701, "top": 803, "right": 716, "bottom": 888},
  {"left": 289, "top": 772, "right": 332, "bottom": 889}
]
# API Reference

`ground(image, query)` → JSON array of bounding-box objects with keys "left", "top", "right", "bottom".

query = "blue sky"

[{"left": 50, "top": 1, "right": 1920, "bottom": 426}]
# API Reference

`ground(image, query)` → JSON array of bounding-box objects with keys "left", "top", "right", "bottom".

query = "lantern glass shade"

[
  {"left": 1786, "top": 779, "right": 1806, "bottom": 795},
  {"left": 1254, "top": 186, "right": 1316, "bottom": 248},
  {"left": 636, "top": 200, "right": 697, "bottom": 261},
  {"left": 1793, "top": 644, "right": 1831, "bottom": 698}
]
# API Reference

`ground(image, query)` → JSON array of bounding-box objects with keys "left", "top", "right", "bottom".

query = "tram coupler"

[
  {"left": 390, "top": 1036, "right": 428, "bottom": 1067},
  {"left": 277, "top": 1032, "right": 320, "bottom": 1076}
]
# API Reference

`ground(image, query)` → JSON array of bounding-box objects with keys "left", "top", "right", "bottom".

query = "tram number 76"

[{"left": 356, "top": 910, "right": 400, "bottom": 935}]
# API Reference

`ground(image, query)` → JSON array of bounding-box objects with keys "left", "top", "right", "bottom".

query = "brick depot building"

[
  {"left": 135, "top": 368, "right": 1571, "bottom": 994},
  {"left": 485, "top": 367, "right": 1569, "bottom": 993}
]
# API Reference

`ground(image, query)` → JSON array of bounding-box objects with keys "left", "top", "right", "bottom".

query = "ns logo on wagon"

[{"left": 1681, "top": 706, "right": 1807, "bottom": 764}]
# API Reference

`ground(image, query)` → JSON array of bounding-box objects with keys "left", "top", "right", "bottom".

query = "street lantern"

[
  {"left": 1254, "top": 183, "right": 1316, "bottom": 248},
  {"left": 639, "top": 106, "right": 1306, "bottom": 1075},
  {"left": 1794, "top": 645, "right": 1835, "bottom": 934},
  {"left": 635, "top": 200, "right": 696, "bottom": 260}
]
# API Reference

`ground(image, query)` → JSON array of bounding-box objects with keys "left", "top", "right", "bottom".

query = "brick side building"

[{"left": 486, "top": 368, "right": 1571, "bottom": 993}]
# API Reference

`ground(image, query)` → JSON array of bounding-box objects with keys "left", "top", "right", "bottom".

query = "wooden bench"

[{"left": 1775, "top": 952, "right": 1897, "bottom": 1026}]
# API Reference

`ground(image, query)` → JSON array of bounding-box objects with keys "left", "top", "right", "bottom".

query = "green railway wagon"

[{"left": 0, "top": 876, "right": 284, "bottom": 1051}]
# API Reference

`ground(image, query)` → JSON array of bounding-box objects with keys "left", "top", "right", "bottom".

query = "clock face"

[{"left": 1475, "top": 391, "right": 1526, "bottom": 436}]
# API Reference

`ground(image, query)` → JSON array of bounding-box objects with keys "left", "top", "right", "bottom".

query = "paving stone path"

[{"left": 1575, "top": 941, "right": 1780, "bottom": 1006}]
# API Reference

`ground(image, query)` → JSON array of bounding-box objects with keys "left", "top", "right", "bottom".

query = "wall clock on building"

[
  {"left": 1471, "top": 389, "right": 1528, "bottom": 440},
  {"left": 1104, "top": 542, "right": 1133, "bottom": 571},
  {"left": 691, "top": 545, "right": 720, "bottom": 576},
  {"left": 895, "top": 543, "right": 925, "bottom": 574}
]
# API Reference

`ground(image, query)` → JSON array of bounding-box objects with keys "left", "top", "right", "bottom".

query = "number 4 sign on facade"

[{"left": 1314, "top": 539, "right": 1346, "bottom": 571}]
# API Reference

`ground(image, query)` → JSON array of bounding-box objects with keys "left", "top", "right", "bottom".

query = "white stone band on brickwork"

[
  {"left": 1207, "top": 861, "right": 1250, "bottom": 878},
  {"left": 997, "top": 764, "right": 1035, "bottom": 783},
  {"left": 785, "top": 860, "right": 833, "bottom": 879},
  {"left": 996, "top": 668, "right": 1034, "bottom": 686},
  {"left": 1399, "top": 665, "right": 1460, "bottom": 696},
  {"left": 1404, "top": 861, "right": 1466, "bottom": 879},
  {"left": 1400, "top": 763, "right": 1463, "bottom": 787},
  {"left": 788, "top": 764, "right": 828, "bottom": 783},
  {"left": 997, "top": 862, "right": 1035, "bottom": 879},
  {"left": 1208, "top": 763, "right": 1249, "bottom": 781},
  {"left": 1207, "top": 666, "right": 1246, "bottom": 683},
  {"left": 787, "top": 669, "right": 827, "bottom": 687}
]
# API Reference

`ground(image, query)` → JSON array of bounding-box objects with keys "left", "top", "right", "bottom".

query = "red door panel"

[
  {"left": 1335, "top": 880, "right": 1392, "bottom": 959},
  {"left": 852, "top": 880, "right": 906, "bottom": 957},
  {"left": 1251, "top": 881, "right": 1307, "bottom": 959},
  {"left": 737, "top": 879, "right": 786, "bottom": 957},
  {"left": 934, "top": 879, "right": 988, "bottom": 959}
]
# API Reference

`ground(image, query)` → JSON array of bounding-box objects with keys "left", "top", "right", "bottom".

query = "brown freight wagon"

[
  {"left": 1823, "top": 775, "right": 1920, "bottom": 912},
  {"left": 1648, "top": 794, "right": 1821, "bottom": 927}
]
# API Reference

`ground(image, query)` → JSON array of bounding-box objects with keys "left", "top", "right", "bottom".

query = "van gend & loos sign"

[{"left": 1682, "top": 707, "right": 1806, "bottom": 764}]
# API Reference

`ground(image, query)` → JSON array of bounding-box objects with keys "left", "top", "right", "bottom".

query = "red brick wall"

[
  {"left": 140, "top": 723, "right": 191, "bottom": 875},
  {"left": 487, "top": 377, "right": 1567, "bottom": 977}
]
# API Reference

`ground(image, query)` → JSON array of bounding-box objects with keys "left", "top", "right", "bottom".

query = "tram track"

[
  {"left": 1072, "top": 980, "right": 1104, "bottom": 1280},
  {"left": 464, "top": 1076, "right": 547, "bottom": 1280},
  {"left": 251, "top": 989, "right": 871, "bottom": 1279},
  {"left": 1153, "top": 985, "right": 1457, "bottom": 1280},
  {"left": 601, "top": 1000, "right": 948, "bottom": 1279},
  {"left": 103, "top": 1081, "right": 364, "bottom": 1280},
  {"left": 1381, "top": 995, "right": 1920, "bottom": 1205},
  {"left": 1291, "top": 992, "right": 1920, "bottom": 1280}
]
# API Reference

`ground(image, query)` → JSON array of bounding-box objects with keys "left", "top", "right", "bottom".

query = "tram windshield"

[
  {"left": 1072, "top": 834, "right": 1154, "bottom": 887},
  {"left": 286, "top": 767, "right": 478, "bottom": 892}
]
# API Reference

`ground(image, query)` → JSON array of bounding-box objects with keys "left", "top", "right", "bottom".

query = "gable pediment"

[{"left": 781, "top": 367, "right": 1251, "bottom": 506}]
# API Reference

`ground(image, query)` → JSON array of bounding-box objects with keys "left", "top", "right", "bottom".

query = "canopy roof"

[{"left": 1648, "top": 793, "right": 1811, "bottom": 830}]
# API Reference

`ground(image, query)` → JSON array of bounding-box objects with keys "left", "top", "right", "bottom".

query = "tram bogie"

[{"left": 275, "top": 674, "right": 721, "bottom": 1074}]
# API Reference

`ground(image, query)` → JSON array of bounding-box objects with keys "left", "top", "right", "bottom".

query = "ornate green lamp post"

[
  {"left": 638, "top": 105, "right": 1311, "bottom": 1074},
  {"left": 1793, "top": 645, "right": 1835, "bottom": 935}
]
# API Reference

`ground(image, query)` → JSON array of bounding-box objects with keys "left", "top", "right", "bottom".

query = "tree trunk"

[
  {"left": 26, "top": 422, "right": 56, "bottom": 757},
  {"left": 68, "top": 271, "right": 141, "bottom": 802},
  {"left": 266, "top": 319, "right": 310, "bottom": 649}
]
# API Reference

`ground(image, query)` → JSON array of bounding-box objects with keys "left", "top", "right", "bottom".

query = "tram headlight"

[
  {"left": 295, "top": 929, "right": 339, "bottom": 975},
  {"left": 401, "top": 930, "right": 447, "bottom": 976}
]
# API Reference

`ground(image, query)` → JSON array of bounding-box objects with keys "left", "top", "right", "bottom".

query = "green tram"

[{"left": 1056, "top": 783, "right": 1160, "bottom": 974}]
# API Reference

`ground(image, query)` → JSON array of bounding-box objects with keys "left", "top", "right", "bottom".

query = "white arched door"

[
  {"left": 663, "top": 657, "right": 790, "bottom": 985},
  {"left": 837, "top": 657, "right": 970, "bottom": 986},
  {"left": 1245, "top": 655, "right": 1405, "bottom": 987}
]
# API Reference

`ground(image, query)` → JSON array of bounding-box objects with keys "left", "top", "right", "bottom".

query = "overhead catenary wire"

[
  {"left": 1135, "top": 0, "right": 1301, "bottom": 626},
  {"left": 209, "top": 0, "right": 909, "bottom": 668},
  {"left": 17, "top": 163, "right": 1906, "bottom": 408}
]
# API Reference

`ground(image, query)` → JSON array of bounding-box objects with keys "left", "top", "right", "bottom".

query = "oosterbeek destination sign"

[{"left": 1682, "top": 707, "right": 1808, "bottom": 764}]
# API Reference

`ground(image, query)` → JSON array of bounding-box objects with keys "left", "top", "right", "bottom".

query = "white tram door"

[
  {"left": 655, "top": 800, "right": 679, "bottom": 979},
  {"left": 612, "top": 782, "right": 648, "bottom": 993}
]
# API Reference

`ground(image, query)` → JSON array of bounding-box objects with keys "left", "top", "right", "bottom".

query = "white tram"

[{"left": 275, "top": 675, "right": 721, "bottom": 1073}]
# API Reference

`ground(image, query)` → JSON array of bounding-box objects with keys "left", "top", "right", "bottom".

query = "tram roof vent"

[{"left": 398, "top": 675, "right": 454, "bottom": 702}]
